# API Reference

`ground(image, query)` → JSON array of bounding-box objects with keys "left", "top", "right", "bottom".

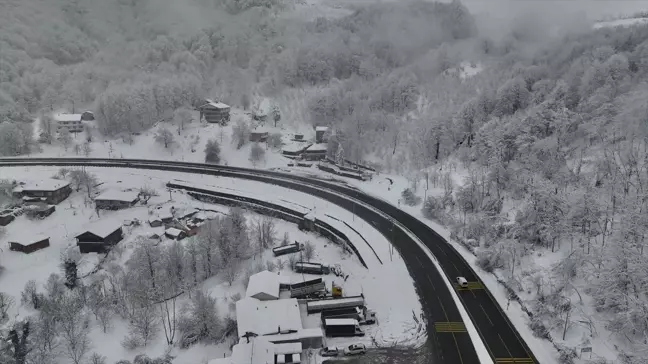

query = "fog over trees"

[{"left": 2, "top": 0, "right": 648, "bottom": 362}]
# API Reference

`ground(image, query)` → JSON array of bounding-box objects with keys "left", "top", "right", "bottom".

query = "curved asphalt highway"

[{"left": 0, "top": 158, "right": 538, "bottom": 364}]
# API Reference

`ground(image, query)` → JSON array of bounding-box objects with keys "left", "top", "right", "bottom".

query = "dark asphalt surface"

[{"left": 0, "top": 159, "right": 538, "bottom": 364}]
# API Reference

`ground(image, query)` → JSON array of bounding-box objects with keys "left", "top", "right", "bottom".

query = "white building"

[
  {"left": 53, "top": 113, "right": 83, "bottom": 133},
  {"left": 246, "top": 270, "right": 289, "bottom": 301},
  {"left": 208, "top": 337, "right": 302, "bottom": 364}
]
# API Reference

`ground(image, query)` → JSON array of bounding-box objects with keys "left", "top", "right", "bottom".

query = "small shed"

[
  {"left": 24, "top": 203, "right": 55, "bottom": 219},
  {"left": 0, "top": 212, "right": 15, "bottom": 226},
  {"left": 246, "top": 270, "right": 283, "bottom": 301},
  {"left": 9, "top": 235, "right": 50, "bottom": 254},
  {"left": 76, "top": 221, "right": 124, "bottom": 254},
  {"left": 165, "top": 227, "right": 186, "bottom": 240},
  {"left": 94, "top": 190, "right": 140, "bottom": 210},
  {"left": 199, "top": 99, "right": 231, "bottom": 125},
  {"left": 315, "top": 126, "right": 329, "bottom": 143},
  {"left": 148, "top": 217, "right": 163, "bottom": 227}
]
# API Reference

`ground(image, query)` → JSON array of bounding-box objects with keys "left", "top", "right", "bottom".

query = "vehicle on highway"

[
  {"left": 456, "top": 276, "right": 468, "bottom": 288},
  {"left": 343, "top": 343, "right": 367, "bottom": 356},
  {"left": 319, "top": 347, "right": 340, "bottom": 357}
]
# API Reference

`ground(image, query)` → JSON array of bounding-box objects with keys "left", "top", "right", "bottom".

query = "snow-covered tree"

[
  {"left": 232, "top": 121, "right": 250, "bottom": 149},
  {"left": 154, "top": 127, "right": 174, "bottom": 149},
  {"left": 173, "top": 107, "right": 193, "bottom": 135},
  {"left": 58, "top": 128, "right": 73, "bottom": 151},
  {"left": 249, "top": 142, "right": 265, "bottom": 167},
  {"left": 178, "top": 291, "right": 222, "bottom": 348},
  {"left": 68, "top": 169, "right": 98, "bottom": 199},
  {"left": 204, "top": 139, "right": 221, "bottom": 164}
]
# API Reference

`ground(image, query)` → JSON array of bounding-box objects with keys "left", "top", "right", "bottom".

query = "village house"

[
  {"left": 249, "top": 128, "right": 269, "bottom": 142},
  {"left": 75, "top": 221, "right": 124, "bottom": 253},
  {"left": 165, "top": 227, "right": 187, "bottom": 240},
  {"left": 13, "top": 179, "right": 72, "bottom": 204},
  {"left": 246, "top": 270, "right": 291, "bottom": 301},
  {"left": 9, "top": 235, "right": 50, "bottom": 254},
  {"left": 198, "top": 99, "right": 231, "bottom": 125},
  {"left": 54, "top": 113, "right": 84, "bottom": 133},
  {"left": 94, "top": 190, "right": 140, "bottom": 210}
]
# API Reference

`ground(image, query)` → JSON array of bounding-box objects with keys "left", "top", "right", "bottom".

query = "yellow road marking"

[
  {"left": 434, "top": 322, "right": 467, "bottom": 333},
  {"left": 455, "top": 281, "right": 484, "bottom": 290},
  {"left": 495, "top": 358, "right": 535, "bottom": 364}
]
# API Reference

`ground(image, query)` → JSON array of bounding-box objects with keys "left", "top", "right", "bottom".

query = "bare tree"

[
  {"left": 174, "top": 108, "right": 193, "bottom": 135},
  {"left": 58, "top": 128, "right": 73, "bottom": 151},
  {"left": 253, "top": 216, "right": 276, "bottom": 252},
  {"left": 39, "top": 114, "right": 54, "bottom": 144},
  {"left": 69, "top": 169, "right": 98, "bottom": 199},
  {"left": 231, "top": 121, "right": 250, "bottom": 149},
  {"left": 88, "top": 353, "right": 107, "bottom": 364},
  {"left": 241, "top": 93, "right": 251, "bottom": 110},
  {"left": 139, "top": 186, "right": 158, "bottom": 204},
  {"left": 303, "top": 241, "right": 315, "bottom": 261},
  {"left": 0, "top": 292, "right": 14, "bottom": 322},
  {"left": 178, "top": 291, "right": 222, "bottom": 348},
  {"left": 82, "top": 142, "right": 92, "bottom": 157},
  {"left": 58, "top": 293, "right": 91, "bottom": 364},
  {"left": 154, "top": 127, "right": 174, "bottom": 149}
]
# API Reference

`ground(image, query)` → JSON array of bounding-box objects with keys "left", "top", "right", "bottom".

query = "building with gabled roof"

[
  {"left": 75, "top": 220, "right": 123, "bottom": 253},
  {"left": 54, "top": 113, "right": 83, "bottom": 133},
  {"left": 246, "top": 270, "right": 288, "bottom": 301},
  {"left": 199, "top": 99, "right": 231, "bottom": 125},
  {"left": 13, "top": 179, "right": 72, "bottom": 204},
  {"left": 94, "top": 190, "right": 140, "bottom": 210}
]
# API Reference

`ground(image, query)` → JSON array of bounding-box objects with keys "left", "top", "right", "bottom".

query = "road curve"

[{"left": 0, "top": 158, "right": 539, "bottom": 364}]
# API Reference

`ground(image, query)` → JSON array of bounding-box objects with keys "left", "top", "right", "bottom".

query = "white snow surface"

[
  {"left": 53, "top": 113, "right": 82, "bottom": 122},
  {"left": 0, "top": 165, "right": 424, "bottom": 363},
  {"left": 236, "top": 297, "right": 303, "bottom": 337},
  {"left": 78, "top": 218, "right": 122, "bottom": 239}
]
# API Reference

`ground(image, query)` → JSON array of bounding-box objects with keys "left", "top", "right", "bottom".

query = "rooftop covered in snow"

[
  {"left": 94, "top": 190, "right": 140, "bottom": 202},
  {"left": 14, "top": 179, "right": 70, "bottom": 192},
  {"left": 53, "top": 113, "right": 82, "bottom": 122},
  {"left": 201, "top": 99, "right": 230, "bottom": 109},
  {"left": 305, "top": 143, "right": 327, "bottom": 152},
  {"left": 76, "top": 220, "right": 122, "bottom": 239},
  {"left": 236, "top": 297, "right": 302, "bottom": 337},
  {"left": 246, "top": 270, "right": 286, "bottom": 300},
  {"left": 315, "top": 126, "right": 329, "bottom": 132},
  {"left": 165, "top": 227, "right": 183, "bottom": 237}
]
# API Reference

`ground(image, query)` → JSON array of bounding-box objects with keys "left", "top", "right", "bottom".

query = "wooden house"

[
  {"left": 165, "top": 227, "right": 187, "bottom": 240},
  {"left": 9, "top": 235, "right": 50, "bottom": 254},
  {"left": 94, "top": 190, "right": 140, "bottom": 210},
  {"left": 75, "top": 222, "right": 124, "bottom": 254},
  {"left": 53, "top": 113, "right": 83, "bottom": 133},
  {"left": 302, "top": 143, "right": 328, "bottom": 161},
  {"left": 13, "top": 179, "right": 72, "bottom": 205},
  {"left": 315, "top": 126, "right": 329, "bottom": 143},
  {"left": 198, "top": 99, "right": 230, "bottom": 125}
]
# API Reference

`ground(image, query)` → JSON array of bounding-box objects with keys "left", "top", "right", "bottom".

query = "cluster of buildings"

[
  {"left": 210, "top": 270, "right": 325, "bottom": 364},
  {"left": 281, "top": 126, "right": 329, "bottom": 161}
]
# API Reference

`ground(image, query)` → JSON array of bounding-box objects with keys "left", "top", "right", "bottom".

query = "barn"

[
  {"left": 198, "top": 99, "right": 230, "bottom": 125},
  {"left": 75, "top": 221, "right": 124, "bottom": 253},
  {"left": 94, "top": 190, "right": 140, "bottom": 210},
  {"left": 13, "top": 179, "right": 72, "bottom": 204},
  {"left": 9, "top": 235, "right": 50, "bottom": 254}
]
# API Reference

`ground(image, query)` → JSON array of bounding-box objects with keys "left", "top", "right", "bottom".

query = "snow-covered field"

[{"left": 0, "top": 166, "right": 423, "bottom": 363}]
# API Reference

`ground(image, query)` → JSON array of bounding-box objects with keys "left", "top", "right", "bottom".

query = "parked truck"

[
  {"left": 290, "top": 278, "right": 326, "bottom": 298},
  {"left": 272, "top": 242, "right": 303, "bottom": 257},
  {"left": 306, "top": 295, "right": 365, "bottom": 314},
  {"left": 323, "top": 318, "right": 365, "bottom": 337},
  {"left": 294, "top": 262, "right": 331, "bottom": 275},
  {"left": 320, "top": 306, "right": 377, "bottom": 325}
]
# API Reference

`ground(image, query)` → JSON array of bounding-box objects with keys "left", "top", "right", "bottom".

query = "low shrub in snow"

[
  {"left": 529, "top": 317, "right": 550, "bottom": 339},
  {"left": 422, "top": 196, "right": 441, "bottom": 219},
  {"left": 401, "top": 188, "right": 421, "bottom": 206},
  {"left": 475, "top": 249, "right": 504, "bottom": 273}
]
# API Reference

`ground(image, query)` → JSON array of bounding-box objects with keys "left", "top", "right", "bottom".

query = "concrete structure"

[
  {"left": 236, "top": 297, "right": 302, "bottom": 337},
  {"left": 54, "top": 113, "right": 83, "bottom": 133},
  {"left": 199, "top": 99, "right": 230, "bottom": 125},
  {"left": 9, "top": 235, "right": 50, "bottom": 254},
  {"left": 94, "top": 190, "right": 140, "bottom": 210},
  {"left": 208, "top": 337, "right": 302, "bottom": 364},
  {"left": 13, "top": 179, "right": 72, "bottom": 204},
  {"left": 75, "top": 221, "right": 123, "bottom": 253}
]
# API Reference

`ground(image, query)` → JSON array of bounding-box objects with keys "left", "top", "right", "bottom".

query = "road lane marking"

[
  {"left": 436, "top": 297, "right": 449, "bottom": 320},
  {"left": 495, "top": 358, "right": 535, "bottom": 364},
  {"left": 426, "top": 275, "right": 436, "bottom": 290},
  {"left": 498, "top": 333, "right": 514, "bottom": 358},
  {"left": 479, "top": 304, "right": 494, "bottom": 326},
  {"left": 452, "top": 333, "right": 465, "bottom": 364}
]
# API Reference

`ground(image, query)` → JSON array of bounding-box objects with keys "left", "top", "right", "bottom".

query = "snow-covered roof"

[
  {"left": 315, "top": 126, "right": 329, "bottom": 132},
  {"left": 306, "top": 143, "right": 327, "bottom": 152},
  {"left": 78, "top": 220, "right": 122, "bottom": 239},
  {"left": 236, "top": 297, "right": 302, "bottom": 337},
  {"left": 246, "top": 270, "right": 282, "bottom": 300},
  {"left": 282, "top": 142, "right": 309, "bottom": 153},
  {"left": 53, "top": 113, "right": 82, "bottom": 122},
  {"left": 263, "top": 328, "right": 323, "bottom": 343},
  {"left": 95, "top": 190, "right": 139, "bottom": 202},
  {"left": 12, "top": 234, "right": 49, "bottom": 245},
  {"left": 324, "top": 318, "right": 358, "bottom": 326},
  {"left": 231, "top": 338, "right": 275, "bottom": 364},
  {"left": 165, "top": 227, "right": 183, "bottom": 237},
  {"left": 15, "top": 179, "right": 70, "bottom": 192},
  {"left": 203, "top": 99, "right": 230, "bottom": 109}
]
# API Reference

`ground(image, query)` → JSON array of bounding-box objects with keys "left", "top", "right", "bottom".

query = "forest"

[{"left": 1, "top": 0, "right": 648, "bottom": 362}]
